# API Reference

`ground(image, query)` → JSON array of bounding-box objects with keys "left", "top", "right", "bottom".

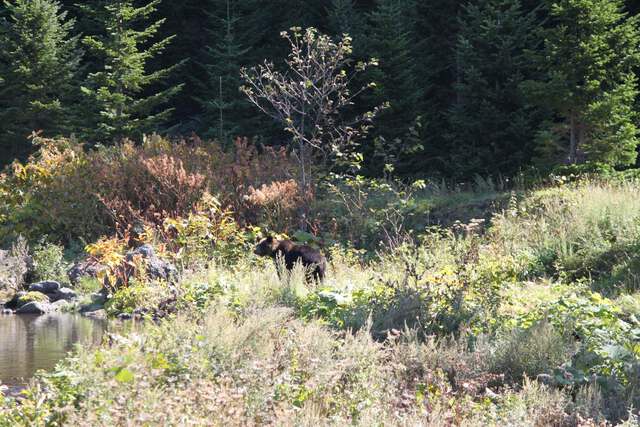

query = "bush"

[
  {"left": 511, "top": 291, "right": 640, "bottom": 415},
  {"left": 299, "top": 239, "right": 503, "bottom": 338},
  {"left": 0, "top": 236, "right": 30, "bottom": 295},
  {"left": 0, "top": 135, "right": 297, "bottom": 243},
  {"left": 105, "top": 278, "right": 171, "bottom": 315},
  {"left": 31, "top": 240, "right": 69, "bottom": 284},
  {"left": 74, "top": 277, "right": 103, "bottom": 296},
  {"left": 492, "top": 321, "right": 573, "bottom": 383},
  {"left": 162, "top": 195, "right": 250, "bottom": 270},
  {"left": 243, "top": 179, "right": 308, "bottom": 233}
]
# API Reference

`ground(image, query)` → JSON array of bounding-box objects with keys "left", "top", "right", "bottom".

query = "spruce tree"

[
  {"left": 0, "top": 0, "right": 82, "bottom": 162},
  {"left": 195, "top": 0, "right": 257, "bottom": 141},
  {"left": 413, "top": 0, "right": 462, "bottom": 175},
  {"left": 363, "top": 0, "right": 423, "bottom": 174},
  {"left": 80, "top": 0, "right": 183, "bottom": 143},
  {"left": 448, "top": 0, "right": 543, "bottom": 177},
  {"left": 327, "top": 0, "right": 364, "bottom": 38},
  {"left": 152, "top": 0, "right": 210, "bottom": 133},
  {"left": 523, "top": 0, "right": 640, "bottom": 166}
]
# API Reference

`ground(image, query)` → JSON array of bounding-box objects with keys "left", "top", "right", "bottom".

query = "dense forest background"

[{"left": 3, "top": 0, "right": 640, "bottom": 179}]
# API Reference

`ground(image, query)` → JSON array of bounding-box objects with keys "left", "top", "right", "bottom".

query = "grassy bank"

[{"left": 1, "top": 175, "right": 640, "bottom": 425}]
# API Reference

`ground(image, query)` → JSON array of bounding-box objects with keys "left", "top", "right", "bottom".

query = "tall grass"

[
  {"left": 491, "top": 180, "right": 640, "bottom": 293},
  {"left": 4, "top": 177, "right": 640, "bottom": 425}
]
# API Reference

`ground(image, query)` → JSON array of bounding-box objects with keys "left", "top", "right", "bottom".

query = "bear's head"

[{"left": 254, "top": 236, "right": 279, "bottom": 257}]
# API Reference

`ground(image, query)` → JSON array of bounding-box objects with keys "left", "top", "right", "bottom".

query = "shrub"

[
  {"left": 0, "top": 236, "right": 30, "bottom": 294},
  {"left": 162, "top": 194, "right": 248, "bottom": 269},
  {"left": 84, "top": 235, "right": 130, "bottom": 290},
  {"left": 319, "top": 175, "right": 426, "bottom": 248},
  {"left": 74, "top": 277, "right": 103, "bottom": 296},
  {"left": 299, "top": 239, "right": 503, "bottom": 338},
  {"left": 105, "top": 278, "right": 171, "bottom": 315},
  {"left": 93, "top": 145, "right": 208, "bottom": 230},
  {"left": 0, "top": 135, "right": 297, "bottom": 243},
  {"left": 31, "top": 240, "right": 69, "bottom": 284},
  {"left": 244, "top": 179, "right": 308, "bottom": 232},
  {"left": 512, "top": 291, "right": 640, "bottom": 415},
  {"left": 492, "top": 321, "right": 573, "bottom": 383}
]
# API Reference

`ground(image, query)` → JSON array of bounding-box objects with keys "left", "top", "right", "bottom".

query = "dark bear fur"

[{"left": 254, "top": 236, "right": 326, "bottom": 282}]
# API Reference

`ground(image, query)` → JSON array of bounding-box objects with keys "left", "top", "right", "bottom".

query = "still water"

[{"left": 0, "top": 313, "right": 107, "bottom": 386}]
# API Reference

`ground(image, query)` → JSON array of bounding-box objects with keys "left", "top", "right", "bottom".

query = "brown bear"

[{"left": 254, "top": 236, "right": 326, "bottom": 282}]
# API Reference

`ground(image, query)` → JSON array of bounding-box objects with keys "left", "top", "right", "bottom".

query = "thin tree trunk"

[
  {"left": 569, "top": 113, "right": 577, "bottom": 164},
  {"left": 219, "top": 76, "right": 224, "bottom": 142},
  {"left": 297, "top": 103, "right": 309, "bottom": 231},
  {"left": 577, "top": 121, "right": 585, "bottom": 163},
  {"left": 298, "top": 139, "right": 308, "bottom": 231}
]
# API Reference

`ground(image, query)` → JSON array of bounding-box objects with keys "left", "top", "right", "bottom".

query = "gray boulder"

[
  {"left": 4, "top": 291, "right": 27, "bottom": 310},
  {"left": 80, "top": 302, "right": 104, "bottom": 314},
  {"left": 16, "top": 301, "right": 54, "bottom": 315},
  {"left": 82, "top": 309, "right": 107, "bottom": 320},
  {"left": 126, "top": 244, "right": 177, "bottom": 282},
  {"left": 68, "top": 261, "right": 106, "bottom": 286},
  {"left": 28, "top": 281, "right": 61, "bottom": 294},
  {"left": 90, "top": 292, "right": 107, "bottom": 305},
  {"left": 52, "top": 300, "right": 70, "bottom": 310},
  {"left": 50, "top": 287, "right": 77, "bottom": 302}
]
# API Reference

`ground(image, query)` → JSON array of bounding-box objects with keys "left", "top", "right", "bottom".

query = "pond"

[{"left": 0, "top": 313, "right": 107, "bottom": 387}]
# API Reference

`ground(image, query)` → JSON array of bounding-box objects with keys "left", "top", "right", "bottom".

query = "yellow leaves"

[
  {"left": 86, "top": 236, "right": 128, "bottom": 289},
  {"left": 86, "top": 237, "right": 126, "bottom": 264},
  {"left": 425, "top": 265, "right": 459, "bottom": 285}
]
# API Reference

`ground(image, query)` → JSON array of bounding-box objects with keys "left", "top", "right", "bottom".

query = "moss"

[{"left": 18, "top": 291, "right": 49, "bottom": 305}]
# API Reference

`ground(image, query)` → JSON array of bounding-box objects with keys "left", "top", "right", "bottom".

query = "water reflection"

[{"left": 0, "top": 313, "right": 106, "bottom": 386}]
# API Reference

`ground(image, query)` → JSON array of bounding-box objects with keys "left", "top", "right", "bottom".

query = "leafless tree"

[{"left": 241, "top": 27, "right": 383, "bottom": 200}]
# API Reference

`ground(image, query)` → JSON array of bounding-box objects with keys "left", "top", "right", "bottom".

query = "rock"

[
  {"left": 2, "top": 309, "right": 13, "bottom": 315},
  {"left": 16, "top": 291, "right": 50, "bottom": 308},
  {"left": 4, "top": 291, "right": 27, "bottom": 310},
  {"left": 82, "top": 309, "right": 107, "bottom": 320},
  {"left": 90, "top": 292, "right": 107, "bottom": 305},
  {"left": 133, "top": 244, "right": 155, "bottom": 258},
  {"left": 68, "top": 261, "right": 106, "bottom": 286},
  {"left": 50, "top": 287, "right": 77, "bottom": 302},
  {"left": 536, "top": 374, "right": 556, "bottom": 386},
  {"left": 2, "top": 384, "right": 27, "bottom": 399},
  {"left": 126, "top": 244, "right": 177, "bottom": 283},
  {"left": 80, "top": 302, "right": 104, "bottom": 313},
  {"left": 28, "top": 281, "right": 61, "bottom": 294},
  {"left": 16, "top": 301, "right": 54, "bottom": 315},
  {"left": 117, "top": 313, "right": 132, "bottom": 320},
  {"left": 52, "top": 300, "right": 70, "bottom": 310}
]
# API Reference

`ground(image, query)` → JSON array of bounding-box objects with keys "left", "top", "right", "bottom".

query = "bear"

[{"left": 254, "top": 236, "right": 326, "bottom": 282}]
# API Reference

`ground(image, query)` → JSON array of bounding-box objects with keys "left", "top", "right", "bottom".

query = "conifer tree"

[
  {"left": 327, "top": 0, "right": 364, "bottom": 38},
  {"left": 195, "top": 0, "right": 257, "bottom": 141},
  {"left": 363, "top": 0, "right": 423, "bottom": 174},
  {"left": 0, "top": 0, "right": 82, "bottom": 161},
  {"left": 80, "top": 0, "right": 183, "bottom": 143},
  {"left": 413, "top": 0, "right": 462, "bottom": 174},
  {"left": 523, "top": 0, "right": 640, "bottom": 166},
  {"left": 448, "top": 0, "right": 542, "bottom": 177},
  {"left": 152, "top": 0, "right": 211, "bottom": 133}
]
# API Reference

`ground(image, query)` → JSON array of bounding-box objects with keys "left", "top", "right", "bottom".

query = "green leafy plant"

[{"left": 32, "top": 240, "right": 69, "bottom": 284}]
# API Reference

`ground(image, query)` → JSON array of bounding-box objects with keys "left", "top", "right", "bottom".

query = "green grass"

[{"left": 2, "top": 177, "right": 640, "bottom": 425}]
